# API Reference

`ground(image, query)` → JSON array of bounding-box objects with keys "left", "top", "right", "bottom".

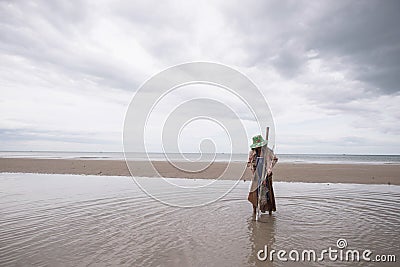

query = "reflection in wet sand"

[{"left": 247, "top": 214, "right": 276, "bottom": 267}]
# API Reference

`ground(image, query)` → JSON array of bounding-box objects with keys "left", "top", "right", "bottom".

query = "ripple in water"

[{"left": 0, "top": 173, "right": 399, "bottom": 266}]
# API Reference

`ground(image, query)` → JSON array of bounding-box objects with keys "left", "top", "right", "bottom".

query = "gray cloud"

[
  {"left": 0, "top": 0, "right": 142, "bottom": 91},
  {"left": 0, "top": 128, "right": 113, "bottom": 144},
  {"left": 0, "top": 0, "right": 399, "bottom": 153},
  {"left": 306, "top": 0, "right": 400, "bottom": 94},
  {"left": 220, "top": 0, "right": 400, "bottom": 95},
  {"left": 5, "top": 1, "right": 397, "bottom": 94}
]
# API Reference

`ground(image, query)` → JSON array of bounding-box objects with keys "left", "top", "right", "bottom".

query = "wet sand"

[
  {"left": 0, "top": 158, "right": 399, "bottom": 185},
  {"left": 1, "top": 173, "right": 400, "bottom": 266}
]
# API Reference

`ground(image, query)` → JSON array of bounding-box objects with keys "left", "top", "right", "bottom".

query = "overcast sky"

[{"left": 1, "top": 0, "right": 399, "bottom": 154}]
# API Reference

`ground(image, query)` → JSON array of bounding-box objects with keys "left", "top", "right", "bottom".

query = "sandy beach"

[{"left": 0, "top": 158, "right": 398, "bottom": 185}]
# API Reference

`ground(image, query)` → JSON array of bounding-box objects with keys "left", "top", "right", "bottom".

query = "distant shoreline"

[
  {"left": 1, "top": 151, "right": 400, "bottom": 165},
  {"left": 0, "top": 158, "right": 399, "bottom": 185}
]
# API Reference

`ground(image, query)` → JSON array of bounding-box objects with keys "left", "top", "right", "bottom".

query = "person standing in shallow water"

[{"left": 247, "top": 135, "right": 278, "bottom": 215}]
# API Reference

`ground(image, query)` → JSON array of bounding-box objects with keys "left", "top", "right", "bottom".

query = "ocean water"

[
  {"left": 0, "top": 173, "right": 399, "bottom": 266},
  {"left": 1, "top": 151, "right": 400, "bottom": 165}
]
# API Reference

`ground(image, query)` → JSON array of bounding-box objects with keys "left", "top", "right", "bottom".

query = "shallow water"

[{"left": 0, "top": 173, "right": 399, "bottom": 266}]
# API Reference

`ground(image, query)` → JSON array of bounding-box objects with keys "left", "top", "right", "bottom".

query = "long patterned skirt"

[{"left": 247, "top": 157, "right": 276, "bottom": 213}]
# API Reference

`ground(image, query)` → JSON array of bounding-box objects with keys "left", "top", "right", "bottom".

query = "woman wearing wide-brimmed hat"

[{"left": 247, "top": 134, "right": 278, "bottom": 215}]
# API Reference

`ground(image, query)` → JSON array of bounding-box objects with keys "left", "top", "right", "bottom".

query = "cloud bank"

[{"left": 1, "top": 0, "right": 399, "bottom": 153}]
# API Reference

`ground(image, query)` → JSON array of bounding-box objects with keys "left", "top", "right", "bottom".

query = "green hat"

[{"left": 250, "top": 135, "right": 267, "bottom": 149}]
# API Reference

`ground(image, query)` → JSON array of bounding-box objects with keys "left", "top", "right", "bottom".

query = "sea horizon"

[{"left": 1, "top": 151, "right": 400, "bottom": 165}]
